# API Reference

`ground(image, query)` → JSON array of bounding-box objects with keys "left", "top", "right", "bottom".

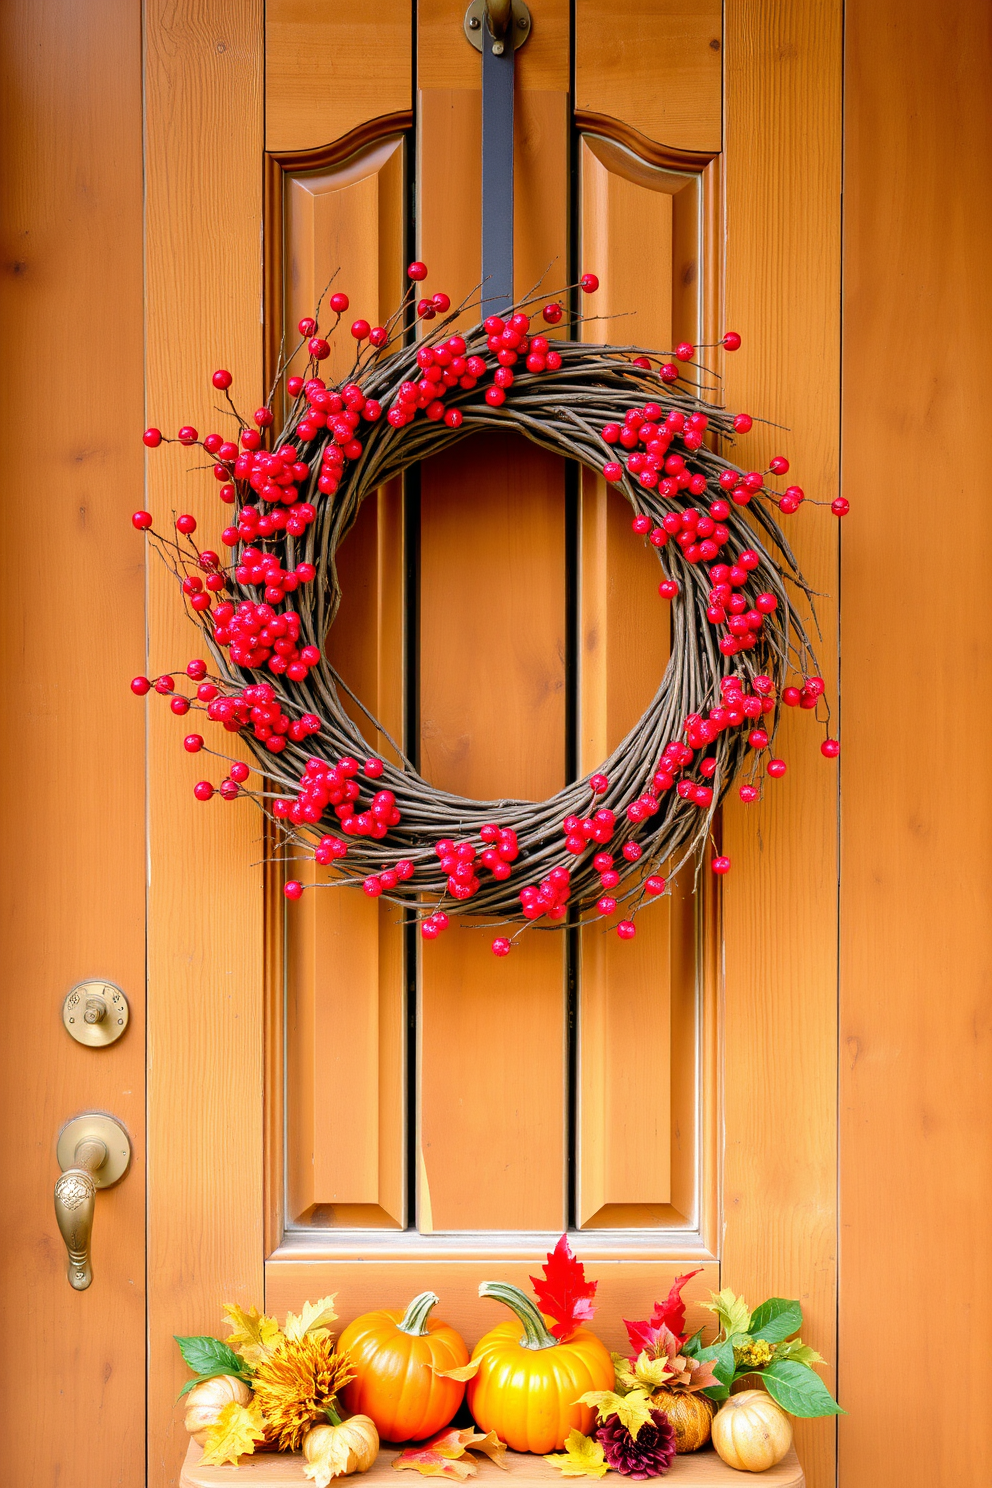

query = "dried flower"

[
  {"left": 733, "top": 1338, "right": 776, "bottom": 1370},
  {"left": 252, "top": 1335, "right": 354, "bottom": 1451}
]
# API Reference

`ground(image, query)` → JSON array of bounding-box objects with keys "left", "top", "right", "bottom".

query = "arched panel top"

[{"left": 574, "top": 0, "right": 723, "bottom": 158}]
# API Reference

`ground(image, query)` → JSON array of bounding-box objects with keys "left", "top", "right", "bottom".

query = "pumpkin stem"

[
  {"left": 324, "top": 1399, "right": 343, "bottom": 1427},
  {"left": 396, "top": 1291, "right": 441, "bottom": 1337},
  {"left": 478, "top": 1281, "right": 558, "bottom": 1351}
]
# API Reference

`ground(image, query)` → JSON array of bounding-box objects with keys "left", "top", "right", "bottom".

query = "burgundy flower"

[{"left": 597, "top": 1408, "right": 677, "bottom": 1478}]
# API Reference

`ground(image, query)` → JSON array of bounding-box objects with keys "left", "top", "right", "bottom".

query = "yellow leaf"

[
  {"left": 285, "top": 1294, "right": 339, "bottom": 1343},
  {"left": 633, "top": 1351, "right": 674, "bottom": 1390},
  {"left": 200, "top": 1400, "right": 266, "bottom": 1466},
  {"left": 223, "top": 1303, "right": 283, "bottom": 1366},
  {"left": 544, "top": 1430, "right": 608, "bottom": 1478},
  {"left": 429, "top": 1359, "right": 482, "bottom": 1382},
  {"left": 393, "top": 1428, "right": 507, "bottom": 1479},
  {"left": 580, "top": 1388, "right": 655, "bottom": 1442},
  {"left": 702, "top": 1289, "right": 752, "bottom": 1341},
  {"left": 610, "top": 1353, "right": 638, "bottom": 1396}
]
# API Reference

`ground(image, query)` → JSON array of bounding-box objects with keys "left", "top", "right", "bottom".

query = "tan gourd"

[
  {"left": 183, "top": 1374, "right": 253, "bottom": 1445},
  {"left": 650, "top": 1389, "right": 715, "bottom": 1452},
  {"left": 303, "top": 1415, "right": 380, "bottom": 1486},
  {"left": 711, "top": 1390, "right": 793, "bottom": 1472}
]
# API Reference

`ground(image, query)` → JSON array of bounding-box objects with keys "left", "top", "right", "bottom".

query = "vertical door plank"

[
  {"left": 416, "top": 1, "right": 570, "bottom": 1233},
  {"left": 722, "top": 5, "right": 841, "bottom": 1486},
  {"left": 576, "top": 140, "right": 702, "bottom": 1230},
  {"left": 266, "top": 0, "right": 412, "bottom": 153},
  {"left": 283, "top": 140, "right": 407, "bottom": 1230},
  {"left": 575, "top": 0, "right": 723, "bottom": 155},
  {"left": 0, "top": 3, "right": 146, "bottom": 1483},
  {"left": 145, "top": 5, "right": 265, "bottom": 1484},
  {"left": 841, "top": 2, "right": 992, "bottom": 1483}
]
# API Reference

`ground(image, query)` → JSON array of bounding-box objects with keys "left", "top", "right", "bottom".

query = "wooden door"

[{"left": 5, "top": 5, "right": 992, "bottom": 1488}]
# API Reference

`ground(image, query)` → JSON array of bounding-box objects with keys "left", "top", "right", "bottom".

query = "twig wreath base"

[{"left": 133, "top": 270, "right": 843, "bottom": 952}]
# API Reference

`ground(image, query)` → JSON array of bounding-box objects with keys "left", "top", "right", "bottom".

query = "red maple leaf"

[
  {"left": 623, "top": 1268, "right": 703, "bottom": 1353},
  {"left": 529, "top": 1234, "right": 598, "bottom": 1342}
]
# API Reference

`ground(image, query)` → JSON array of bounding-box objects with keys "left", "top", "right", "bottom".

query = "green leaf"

[
  {"left": 697, "top": 1339, "right": 735, "bottom": 1402},
  {"left": 761, "top": 1359, "right": 844, "bottom": 1418},
  {"left": 681, "top": 1328, "right": 704, "bottom": 1358},
  {"left": 175, "top": 1334, "right": 245, "bottom": 1379},
  {"left": 177, "top": 1367, "right": 251, "bottom": 1400},
  {"left": 774, "top": 1339, "right": 827, "bottom": 1368},
  {"left": 747, "top": 1298, "right": 803, "bottom": 1344}
]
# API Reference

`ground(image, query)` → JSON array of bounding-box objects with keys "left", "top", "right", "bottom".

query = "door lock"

[
  {"left": 62, "top": 980, "right": 129, "bottom": 1047},
  {"left": 54, "top": 1114, "right": 131, "bottom": 1290}
]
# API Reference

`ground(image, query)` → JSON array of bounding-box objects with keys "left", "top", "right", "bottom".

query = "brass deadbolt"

[{"left": 62, "top": 980, "right": 129, "bottom": 1047}]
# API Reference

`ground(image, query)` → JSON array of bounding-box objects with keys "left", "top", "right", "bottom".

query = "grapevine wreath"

[{"left": 132, "top": 266, "right": 844, "bottom": 955}]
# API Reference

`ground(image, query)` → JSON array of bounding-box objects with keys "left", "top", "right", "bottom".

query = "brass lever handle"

[{"left": 54, "top": 1114, "right": 131, "bottom": 1290}]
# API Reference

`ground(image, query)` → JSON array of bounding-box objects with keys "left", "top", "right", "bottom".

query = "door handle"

[{"left": 54, "top": 1114, "right": 131, "bottom": 1290}]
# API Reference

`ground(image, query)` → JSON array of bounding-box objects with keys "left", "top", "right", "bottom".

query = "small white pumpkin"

[
  {"left": 183, "top": 1374, "right": 253, "bottom": 1445},
  {"left": 711, "top": 1389, "right": 793, "bottom": 1472},
  {"left": 303, "top": 1416, "right": 379, "bottom": 1486}
]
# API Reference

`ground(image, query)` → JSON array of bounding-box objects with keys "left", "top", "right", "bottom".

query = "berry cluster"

[
  {"left": 212, "top": 601, "right": 318, "bottom": 680},
  {"left": 430, "top": 824, "right": 520, "bottom": 914},
  {"left": 272, "top": 754, "right": 399, "bottom": 836}
]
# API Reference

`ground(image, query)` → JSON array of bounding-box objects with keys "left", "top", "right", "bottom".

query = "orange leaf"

[
  {"left": 393, "top": 1429, "right": 508, "bottom": 1480},
  {"left": 428, "top": 1360, "right": 482, "bottom": 1382}
]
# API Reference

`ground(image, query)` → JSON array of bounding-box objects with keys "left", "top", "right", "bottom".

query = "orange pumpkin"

[
  {"left": 339, "top": 1291, "right": 470, "bottom": 1443},
  {"left": 467, "top": 1281, "right": 615, "bottom": 1454}
]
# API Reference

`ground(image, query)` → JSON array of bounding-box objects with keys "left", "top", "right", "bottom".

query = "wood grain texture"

[
  {"left": 145, "top": 4, "right": 265, "bottom": 1484},
  {"left": 419, "top": 0, "right": 569, "bottom": 91},
  {"left": 265, "top": 0, "right": 412, "bottom": 153},
  {"left": 840, "top": 2, "right": 992, "bottom": 1483},
  {"left": 575, "top": 0, "right": 723, "bottom": 156},
  {"left": 721, "top": 5, "right": 841, "bottom": 1487},
  {"left": 0, "top": 3, "right": 146, "bottom": 1484},
  {"left": 183, "top": 1438, "right": 803, "bottom": 1486},
  {"left": 265, "top": 1258, "right": 719, "bottom": 1354}
]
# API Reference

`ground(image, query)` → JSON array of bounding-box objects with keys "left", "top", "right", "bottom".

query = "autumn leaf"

[
  {"left": 702, "top": 1289, "right": 752, "bottom": 1343},
  {"left": 285, "top": 1295, "right": 339, "bottom": 1343},
  {"left": 580, "top": 1389, "right": 655, "bottom": 1442},
  {"left": 429, "top": 1359, "right": 481, "bottom": 1382},
  {"left": 544, "top": 1430, "right": 608, "bottom": 1478},
  {"left": 529, "top": 1234, "right": 598, "bottom": 1342},
  {"left": 623, "top": 1269, "right": 702, "bottom": 1355},
  {"left": 200, "top": 1400, "right": 266, "bottom": 1466},
  {"left": 632, "top": 1351, "right": 674, "bottom": 1391},
  {"left": 223, "top": 1303, "right": 284, "bottom": 1366},
  {"left": 610, "top": 1352, "right": 638, "bottom": 1395},
  {"left": 393, "top": 1429, "right": 508, "bottom": 1479}
]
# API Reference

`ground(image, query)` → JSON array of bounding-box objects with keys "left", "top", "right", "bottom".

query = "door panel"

[{"left": 0, "top": 2, "right": 146, "bottom": 1484}]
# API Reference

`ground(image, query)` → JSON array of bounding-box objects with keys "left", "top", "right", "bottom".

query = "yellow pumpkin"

[
  {"left": 303, "top": 1415, "right": 379, "bottom": 1486},
  {"left": 467, "top": 1282, "right": 614, "bottom": 1455},
  {"left": 650, "top": 1389, "right": 714, "bottom": 1453},
  {"left": 183, "top": 1374, "right": 253, "bottom": 1445},
  {"left": 712, "top": 1390, "right": 793, "bottom": 1472}
]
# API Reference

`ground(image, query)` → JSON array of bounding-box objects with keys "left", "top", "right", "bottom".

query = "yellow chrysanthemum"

[{"left": 252, "top": 1336, "right": 354, "bottom": 1452}]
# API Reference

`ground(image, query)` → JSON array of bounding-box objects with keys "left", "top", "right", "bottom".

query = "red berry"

[
  {"left": 230, "top": 761, "right": 249, "bottom": 782},
  {"left": 580, "top": 273, "right": 599, "bottom": 293},
  {"left": 178, "top": 426, "right": 198, "bottom": 444},
  {"left": 143, "top": 427, "right": 162, "bottom": 448},
  {"left": 309, "top": 337, "right": 330, "bottom": 360},
  {"left": 284, "top": 880, "right": 304, "bottom": 900},
  {"left": 369, "top": 326, "right": 388, "bottom": 347},
  {"left": 675, "top": 341, "right": 695, "bottom": 361},
  {"left": 193, "top": 781, "right": 213, "bottom": 801},
  {"left": 542, "top": 303, "right": 563, "bottom": 324},
  {"left": 769, "top": 455, "right": 789, "bottom": 474},
  {"left": 176, "top": 514, "right": 197, "bottom": 535},
  {"left": 739, "top": 784, "right": 759, "bottom": 802},
  {"left": 783, "top": 686, "right": 801, "bottom": 706},
  {"left": 603, "top": 461, "right": 623, "bottom": 483},
  {"left": 622, "top": 842, "right": 642, "bottom": 862},
  {"left": 616, "top": 919, "right": 636, "bottom": 939},
  {"left": 492, "top": 937, "right": 512, "bottom": 957},
  {"left": 350, "top": 319, "right": 370, "bottom": 340},
  {"left": 132, "top": 510, "right": 153, "bottom": 530},
  {"left": 330, "top": 292, "right": 349, "bottom": 314},
  {"left": 658, "top": 580, "right": 679, "bottom": 600},
  {"left": 131, "top": 676, "right": 151, "bottom": 695},
  {"left": 183, "top": 734, "right": 203, "bottom": 752},
  {"left": 821, "top": 738, "right": 841, "bottom": 758},
  {"left": 711, "top": 855, "right": 731, "bottom": 874},
  {"left": 590, "top": 772, "right": 609, "bottom": 793},
  {"left": 363, "top": 875, "right": 382, "bottom": 897},
  {"left": 832, "top": 496, "right": 850, "bottom": 517},
  {"left": 732, "top": 414, "right": 752, "bottom": 433},
  {"left": 298, "top": 318, "right": 316, "bottom": 336},
  {"left": 767, "top": 758, "right": 787, "bottom": 778},
  {"left": 722, "top": 331, "right": 742, "bottom": 351},
  {"left": 407, "top": 261, "right": 428, "bottom": 281},
  {"left": 645, "top": 876, "right": 666, "bottom": 896},
  {"left": 432, "top": 293, "right": 450, "bottom": 313}
]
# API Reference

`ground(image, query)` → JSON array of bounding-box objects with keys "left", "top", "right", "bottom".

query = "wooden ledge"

[{"left": 181, "top": 1440, "right": 803, "bottom": 1486}]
